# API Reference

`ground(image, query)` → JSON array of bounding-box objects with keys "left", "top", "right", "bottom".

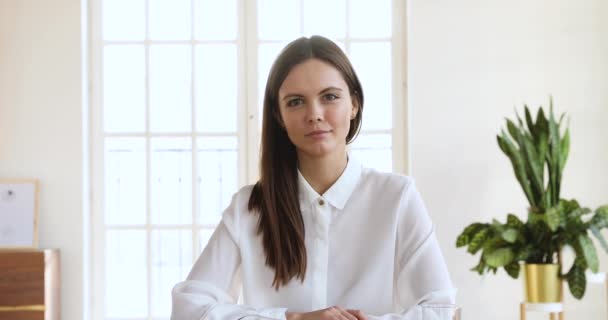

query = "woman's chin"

[{"left": 298, "top": 144, "right": 342, "bottom": 159}]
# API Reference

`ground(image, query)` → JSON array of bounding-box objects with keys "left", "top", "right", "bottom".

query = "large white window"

[{"left": 91, "top": 0, "right": 407, "bottom": 319}]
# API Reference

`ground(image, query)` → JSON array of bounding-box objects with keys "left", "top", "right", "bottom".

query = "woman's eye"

[
  {"left": 324, "top": 93, "right": 339, "bottom": 101},
  {"left": 287, "top": 98, "right": 303, "bottom": 107}
]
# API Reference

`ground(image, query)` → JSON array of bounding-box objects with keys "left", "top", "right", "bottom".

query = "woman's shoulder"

[
  {"left": 359, "top": 166, "right": 416, "bottom": 191},
  {"left": 219, "top": 184, "right": 257, "bottom": 243},
  {"left": 234, "top": 184, "right": 256, "bottom": 200},
  {"left": 224, "top": 184, "right": 256, "bottom": 215}
]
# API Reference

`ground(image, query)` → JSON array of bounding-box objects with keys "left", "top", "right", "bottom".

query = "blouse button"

[{"left": 318, "top": 199, "right": 325, "bottom": 206}]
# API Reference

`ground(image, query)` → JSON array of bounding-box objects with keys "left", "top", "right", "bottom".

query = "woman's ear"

[{"left": 351, "top": 100, "right": 359, "bottom": 120}]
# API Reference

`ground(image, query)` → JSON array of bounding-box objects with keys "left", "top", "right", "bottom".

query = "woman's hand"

[{"left": 286, "top": 306, "right": 368, "bottom": 320}]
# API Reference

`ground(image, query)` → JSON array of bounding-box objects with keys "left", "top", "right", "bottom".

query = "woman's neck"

[{"left": 297, "top": 151, "right": 348, "bottom": 195}]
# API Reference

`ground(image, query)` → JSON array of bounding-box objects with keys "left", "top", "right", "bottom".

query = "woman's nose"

[{"left": 306, "top": 103, "right": 323, "bottom": 123}]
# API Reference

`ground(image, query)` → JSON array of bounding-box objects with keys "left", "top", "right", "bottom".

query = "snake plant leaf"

[
  {"left": 515, "top": 108, "right": 526, "bottom": 128},
  {"left": 498, "top": 131, "right": 535, "bottom": 206},
  {"left": 548, "top": 107, "right": 560, "bottom": 202},
  {"left": 501, "top": 228, "right": 519, "bottom": 243},
  {"left": 536, "top": 107, "right": 548, "bottom": 139},
  {"left": 578, "top": 234, "right": 599, "bottom": 273},
  {"left": 560, "top": 128, "right": 570, "bottom": 169},
  {"left": 506, "top": 119, "right": 523, "bottom": 146},
  {"left": 468, "top": 228, "right": 490, "bottom": 254},
  {"left": 567, "top": 258, "right": 587, "bottom": 299},
  {"left": 521, "top": 133, "right": 544, "bottom": 200},
  {"left": 524, "top": 106, "right": 536, "bottom": 137},
  {"left": 590, "top": 225, "right": 608, "bottom": 253},
  {"left": 536, "top": 131, "right": 548, "bottom": 174},
  {"left": 504, "top": 261, "right": 521, "bottom": 279},
  {"left": 558, "top": 112, "right": 566, "bottom": 127},
  {"left": 484, "top": 248, "right": 515, "bottom": 267},
  {"left": 456, "top": 223, "right": 484, "bottom": 247},
  {"left": 496, "top": 132, "right": 510, "bottom": 156},
  {"left": 543, "top": 188, "right": 552, "bottom": 212}
]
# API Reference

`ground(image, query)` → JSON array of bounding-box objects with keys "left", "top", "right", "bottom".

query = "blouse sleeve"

[
  {"left": 367, "top": 179, "right": 457, "bottom": 320},
  {"left": 170, "top": 191, "right": 288, "bottom": 320}
]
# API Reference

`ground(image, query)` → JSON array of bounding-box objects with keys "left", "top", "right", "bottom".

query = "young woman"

[{"left": 171, "top": 35, "right": 455, "bottom": 320}]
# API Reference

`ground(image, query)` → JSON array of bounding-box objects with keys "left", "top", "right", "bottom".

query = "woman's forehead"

[{"left": 279, "top": 59, "right": 348, "bottom": 96}]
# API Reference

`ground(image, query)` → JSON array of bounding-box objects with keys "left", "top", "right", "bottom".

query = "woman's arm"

[
  {"left": 366, "top": 179, "right": 457, "bottom": 320},
  {"left": 171, "top": 192, "right": 288, "bottom": 320}
]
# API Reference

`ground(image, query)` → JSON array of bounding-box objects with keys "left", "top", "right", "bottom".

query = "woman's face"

[{"left": 277, "top": 58, "right": 358, "bottom": 160}]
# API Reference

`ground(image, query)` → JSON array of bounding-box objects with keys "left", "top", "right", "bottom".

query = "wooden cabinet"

[{"left": 0, "top": 249, "right": 60, "bottom": 320}]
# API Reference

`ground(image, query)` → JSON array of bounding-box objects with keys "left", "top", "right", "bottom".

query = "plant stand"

[
  {"left": 587, "top": 271, "right": 608, "bottom": 320},
  {"left": 519, "top": 302, "right": 564, "bottom": 320}
]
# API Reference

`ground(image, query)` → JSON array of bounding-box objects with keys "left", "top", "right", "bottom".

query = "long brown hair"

[{"left": 248, "top": 35, "right": 364, "bottom": 290}]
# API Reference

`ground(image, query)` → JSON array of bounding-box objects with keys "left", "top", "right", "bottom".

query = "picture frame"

[{"left": 0, "top": 179, "right": 39, "bottom": 249}]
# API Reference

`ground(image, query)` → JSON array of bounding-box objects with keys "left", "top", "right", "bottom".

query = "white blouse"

[{"left": 171, "top": 157, "right": 456, "bottom": 320}]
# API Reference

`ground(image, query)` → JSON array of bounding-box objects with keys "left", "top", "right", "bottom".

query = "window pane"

[
  {"left": 303, "top": 0, "right": 346, "bottom": 38},
  {"left": 194, "top": 0, "right": 237, "bottom": 40},
  {"left": 350, "top": 42, "right": 392, "bottom": 130},
  {"left": 258, "top": 43, "right": 284, "bottom": 124},
  {"left": 103, "top": 45, "right": 145, "bottom": 132},
  {"left": 350, "top": 133, "right": 392, "bottom": 172},
  {"left": 258, "top": 0, "right": 300, "bottom": 40},
  {"left": 349, "top": 0, "right": 391, "bottom": 38},
  {"left": 149, "top": 0, "right": 192, "bottom": 40},
  {"left": 105, "top": 138, "right": 146, "bottom": 225},
  {"left": 199, "top": 228, "right": 214, "bottom": 251},
  {"left": 150, "top": 45, "right": 192, "bottom": 132},
  {"left": 195, "top": 44, "right": 237, "bottom": 133},
  {"left": 105, "top": 230, "right": 147, "bottom": 318},
  {"left": 151, "top": 138, "right": 193, "bottom": 224},
  {"left": 151, "top": 230, "right": 193, "bottom": 317},
  {"left": 198, "top": 137, "right": 238, "bottom": 225},
  {"left": 103, "top": 0, "right": 145, "bottom": 40}
]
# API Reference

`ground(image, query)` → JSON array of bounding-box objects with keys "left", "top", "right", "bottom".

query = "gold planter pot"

[{"left": 523, "top": 263, "right": 562, "bottom": 303}]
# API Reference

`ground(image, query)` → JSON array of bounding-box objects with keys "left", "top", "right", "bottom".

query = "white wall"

[
  {"left": 0, "top": 1, "right": 85, "bottom": 320},
  {"left": 409, "top": 1, "right": 608, "bottom": 319}
]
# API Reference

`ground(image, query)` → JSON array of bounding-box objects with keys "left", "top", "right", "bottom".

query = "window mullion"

[
  {"left": 90, "top": 0, "right": 105, "bottom": 318},
  {"left": 392, "top": 0, "right": 408, "bottom": 175},
  {"left": 144, "top": 0, "right": 152, "bottom": 318},
  {"left": 345, "top": 0, "right": 351, "bottom": 53},
  {"left": 236, "top": 0, "right": 248, "bottom": 189},
  {"left": 244, "top": 0, "right": 260, "bottom": 185},
  {"left": 190, "top": 0, "right": 200, "bottom": 274}
]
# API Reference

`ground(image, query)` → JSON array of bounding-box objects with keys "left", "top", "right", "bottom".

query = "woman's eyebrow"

[
  {"left": 318, "top": 86, "right": 343, "bottom": 94},
  {"left": 281, "top": 87, "right": 343, "bottom": 101},
  {"left": 281, "top": 93, "right": 303, "bottom": 101}
]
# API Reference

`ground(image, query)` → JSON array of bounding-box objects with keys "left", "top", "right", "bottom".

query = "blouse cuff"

[{"left": 256, "top": 307, "right": 288, "bottom": 320}]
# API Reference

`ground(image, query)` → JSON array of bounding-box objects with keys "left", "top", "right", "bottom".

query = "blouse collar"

[{"left": 297, "top": 155, "right": 362, "bottom": 210}]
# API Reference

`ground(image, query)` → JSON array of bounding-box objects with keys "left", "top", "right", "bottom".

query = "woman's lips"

[{"left": 306, "top": 130, "right": 330, "bottom": 138}]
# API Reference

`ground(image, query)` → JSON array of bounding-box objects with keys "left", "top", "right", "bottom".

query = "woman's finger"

[
  {"left": 328, "top": 306, "right": 356, "bottom": 320},
  {"left": 347, "top": 309, "right": 367, "bottom": 320},
  {"left": 336, "top": 307, "right": 358, "bottom": 320}
]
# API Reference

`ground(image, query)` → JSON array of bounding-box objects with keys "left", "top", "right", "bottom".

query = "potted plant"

[{"left": 456, "top": 98, "right": 608, "bottom": 301}]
